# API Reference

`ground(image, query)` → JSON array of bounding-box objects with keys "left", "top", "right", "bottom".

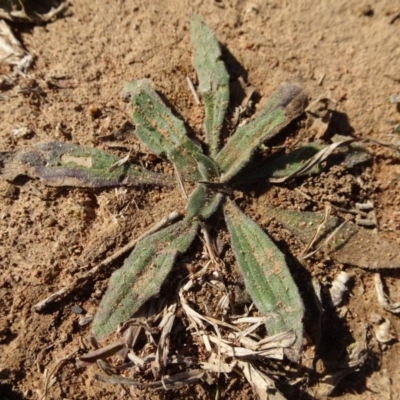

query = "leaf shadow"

[{"left": 324, "top": 110, "right": 355, "bottom": 140}]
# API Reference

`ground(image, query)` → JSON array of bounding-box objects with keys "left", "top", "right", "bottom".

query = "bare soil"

[{"left": 1, "top": 1, "right": 400, "bottom": 399}]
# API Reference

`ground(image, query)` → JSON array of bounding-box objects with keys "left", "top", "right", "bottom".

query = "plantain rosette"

[{"left": 91, "top": 15, "right": 307, "bottom": 360}]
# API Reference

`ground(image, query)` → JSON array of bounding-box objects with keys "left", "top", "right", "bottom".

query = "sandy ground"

[{"left": 0, "top": 1, "right": 400, "bottom": 399}]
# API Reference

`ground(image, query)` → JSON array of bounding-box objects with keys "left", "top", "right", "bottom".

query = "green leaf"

[
  {"left": 224, "top": 199, "right": 304, "bottom": 360},
  {"left": 216, "top": 83, "right": 307, "bottom": 183},
  {"left": 92, "top": 219, "right": 199, "bottom": 339},
  {"left": 190, "top": 14, "right": 230, "bottom": 157},
  {"left": 234, "top": 137, "right": 370, "bottom": 184},
  {"left": 266, "top": 143, "right": 322, "bottom": 178},
  {"left": 185, "top": 183, "right": 223, "bottom": 221},
  {"left": 121, "top": 79, "right": 219, "bottom": 182},
  {"left": 0, "top": 141, "right": 174, "bottom": 188},
  {"left": 235, "top": 143, "right": 322, "bottom": 184}
]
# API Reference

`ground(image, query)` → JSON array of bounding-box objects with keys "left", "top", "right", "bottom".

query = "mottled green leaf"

[
  {"left": 235, "top": 143, "right": 322, "bottom": 184},
  {"left": 224, "top": 199, "right": 304, "bottom": 360},
  {"left": 92, "top": 219, "right": 199, "bottom": 339},
  {"left": 185, "top": 183, "right": 223, "bottom": 221},
  {"left": 235, "top": 137, "right": 370, "bottom": 184},
  {"left": 190, "top": 14, "right": 229, "bottom": 157},
  {"left": 0, "top": 141, "right": 173, "bottom": 187},
  {"left": 216, "top": 83, "right": 307, "bottom": 182},
  {"left": 121, "top": 79, "right": 219, "bottom": 182},
  {"left": 266, "top": 143, "right": 322, "bottom": 178},
  {"left": 267, "top": 207, "right": 400, "bottom": 269}
]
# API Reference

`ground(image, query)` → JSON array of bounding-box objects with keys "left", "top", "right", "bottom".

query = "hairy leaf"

[
  {"left": 235, "top": 137, "right": 370, "bottom": 184},
  {"left": 121, "top": 79, "right": 219, "bottom": 182},
  {"left": 0, "top": 141, "right": 173, "bottom": 187},
  {"left": 267, "top": 207, "right": 400, "bottom": 269},
  {"left": 216, "top": 83, "right": 307, "bottom": 183},
  {"left": 185, "top": 183, "right": 223, "bottom": 221},
  {"left": 92, "top": 219, "right": 199, "bottom": 339},
  {"left": 224, "top": 199, "right": 304, "bottom": 360},
  {"left": 235, "top": 143, "right": 322, "bottom": 184},
  {"left": 190, "top": 14, "right": 229, "bottom": 157}
]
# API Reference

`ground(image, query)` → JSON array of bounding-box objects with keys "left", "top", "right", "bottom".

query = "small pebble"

[
  {"left": 71, "top": 305, "right": 83, "bottom": 314},
  {"left": 78, "top": 315, "right": 94, "bottom": 327}
]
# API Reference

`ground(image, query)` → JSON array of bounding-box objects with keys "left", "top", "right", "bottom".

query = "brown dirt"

[{"left": 1, "top": 1, "right": 400, "bottom": 399}]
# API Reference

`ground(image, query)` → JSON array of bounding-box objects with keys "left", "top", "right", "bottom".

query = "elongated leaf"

[
  {"left": 0, "top": 141, "right": 173, "bottom": 187},
  {"left": 92, "top": 219, "right": 199, "bottom": 339},
  {"left": 224, "top": 199, "right": 304, "bottom": 360},
  {"left": 121, "top": 79, "right": 219, "bottom": 182},
  {"left": 235, "top": 138, "right": 370, "bottom": 184},
  {"left": 267, "top": 207, "right": 400, "bottom": 269},
  {"left": 235, "top": 143, "right": 322, "bottom": 184},
  {"left": 185, "top": 183, "right": 223, "bottom": 221},
  {"left": 190, "top": 14, "right": 229, "bottom": 157},
  {"left": 216, "top": 83, "right": 307, "bottom": 183},
  {"left": 266, "top": 143, "right": 323, "bottom": 179}
]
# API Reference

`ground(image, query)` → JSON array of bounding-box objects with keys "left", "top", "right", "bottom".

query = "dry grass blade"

[
  {"left": 94, "top": 372, "right": 144, "bottom": 387},
  {"left": 79, "top": 340, "right": 125, "bottom": 363},
  {"left": 200, "top": 353, "right": 235, "bottom": 373},
  {"left": 232, "top": 317, "right": 266, "bottom": 340},
  {"left": 301, "top": 220, "right": 348, "bottom": 260},
  {"left": 301, "top": 203, "right": 331, "bottom": 257},
  {"left": 369, "top": 315, "right": 396, "bottom": 344},
  {"left": 40, "top": 348, "right": 79, "bottom": 400},
  {"left": 0, "top": 19, "right": 32, "bottom": 70},
  {"left": 153, "top": 370, "right": 206, "bottom": 390},
  {"left": 238, "top": 361, "right": 286, "bottom": 400},
  {"left": 374, "top": 274, "right": 400, "bottom": 313},
  {"left": 0, "top": 2, "right": 67, "bottom": 24},
  {"left": 155, "top": 304, "right": 177, "bottom": 377},
  {"left": 256, "top": 330, "right": 297, "bottom": 350},
  {"left": 179, "top": 288, "right": 223, "bottom": 373},
  {"left": 107, "top": 151, "right": 131, "bottom": 172},
  {"left": 208, "top": 335, "right": 288, "bottom": 360},
  {"left": 329, "top": 271, "right": 351, "bottom": 307},
  {"left": 94, "top": 369, "right": 206, "bottom": 390}
]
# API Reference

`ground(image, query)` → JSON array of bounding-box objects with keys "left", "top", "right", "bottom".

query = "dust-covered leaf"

[
  {"left": 121, "top": 79, "right": 219, "bottom": 182},
  {"left": 216, "top": 83, "right": 307, "bottom": 182},
  {"left": 0, "top": 141, "right": 174, "bottom": 188},
  {"left": 190, "top": 14, "right": 229, "bottom": 157},
  {"left": 92, "top": 219, "right": 199, "bottom": 339},
  {"left": 224, "top": 198, "right": 304, "bottom": 360},
  {"left": 268, "top": 207, "right": 400, "bottom": 269}
]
